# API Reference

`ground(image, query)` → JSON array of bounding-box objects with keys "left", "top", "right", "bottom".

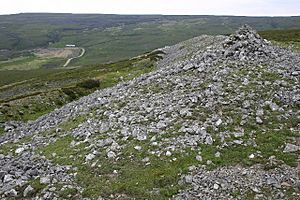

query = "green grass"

[
  {"left": 199, "top": 129, "right": 298, "bottom": 170},
  {"left": 0, "top": 56, "right": 66, "bottom": 71},
  {"left": 0, "top": 135, "right": 33, "bottom": 155},
  {"left": 259, "top": 29, "right": 300, "bottom": 51},
  {"left": 38, "top": 135, "right": 198, "bottom": 199},
  {"left": 0, "top": 52, "right": 158, "bottom": 122},
  {"left": 259, "top": 29, "right": 300, "bottom": 43}
]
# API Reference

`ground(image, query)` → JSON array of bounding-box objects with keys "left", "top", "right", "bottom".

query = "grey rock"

[
  {"left": 5, "top": 189, "right": 18, "bottom": 197},
  {"left": 184, "top": 175, "right": 193, "bottom": 183},
  {"left": 107, "top": 151, "right": 116, "bottom": 159},
  {"left": 215, "top": 119, "right": 222, "bottom": 127},
  {"left": 3, "top": 174, "right": 14, "bottom": 183},
  {"left": 15, "top": 147, "right": 25, "bottom": 154},
  {"left": 256, "top": 116, "right": 263, "bottom": 124},
  {"left": 283, "top": 143, "right": 300, "bottom": 153},
  {"left": 0, "top": 171, "right": 6, "bottom": 182},
  {"left": 196, "top": 155, "right": 203, "bottom": 162},
  {"left": 213, "top": 183, "right": 220, "bottom": 190},
  {"left": 85, "top": 153, "right": 96, "bottom": 161},
  {"left": 40, "top": 176, "right": 51, "bottom": 184},
  {"left": 23, "top": 185, "right": 34, "bottom": 197}
]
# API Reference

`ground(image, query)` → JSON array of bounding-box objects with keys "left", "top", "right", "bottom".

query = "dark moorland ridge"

[
  {"left": 1, "top": 13, "right": 300, "bottom": 64},
  {"left": 0, "top": 25, "right": 299, "bottom": 199}
]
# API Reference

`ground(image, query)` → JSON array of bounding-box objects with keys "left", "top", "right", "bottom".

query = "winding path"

[{"left": 63, "top": 47, "right": 85, "bottom": 67}]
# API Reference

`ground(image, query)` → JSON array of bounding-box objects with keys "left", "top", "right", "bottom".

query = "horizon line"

[{"left": 0, "top": 12, "right": 299, "bottom": 18}]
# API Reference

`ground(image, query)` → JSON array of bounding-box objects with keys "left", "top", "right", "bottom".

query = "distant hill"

[{"left": 0, "top": 13, "right": 300, "bottom": 64}]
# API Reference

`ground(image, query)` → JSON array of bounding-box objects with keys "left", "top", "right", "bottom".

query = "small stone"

[
  {"left": 252, "top": 187, "right": 260, "bottom": 193},
  {"left": 233, "top": 132, "right": 244, "bottom": 138},
  {"left": 5, "top": 189, "right": 17, "bottom": 197},
  {"left": 134, "top": 146, "right": 142, "bottom": 151},
  {"left": 268, "top": 102, "right": 279, "bottom": 111},
  {"left": 215, "top": 152, "right": 221, "bottom": 158},
  {"left": 156, "top": 121, "right": 167, "bottom": 129},
  {"left": 23, "top": 185, "right": 34, "bottom": 197},
  {"left": 85, "top": 153, "right": 96, "bottom": 161},
  {"left": 213, "top": 183, "right": 219, "bottom": 190},
  {"left": 165, "top": 151, "right": 172, "bottom": 157},
  {"left": 183, "top": 63, "right": 194, "bottom": 71},
  {"left": 233, "top": 140, "right": 243, "bottom": 145},
  {"left": 150, "top": 136, "right": 156, "bottom": 142},
  {"left": 256, "top": 116, "right": 263, "bottom": 124},
  {"left": 281, "top": 182, "right": 291, "bottom": 187},
  {"left": 267, "top": 177, "right": 278, "bottom": 185},
  {"left": 151, "top": 142, "right": 158, "bottom": 146},
  {"left": 206, "top": 160, "right": 212, "bottom": 165},
  {"left": 283, "top": 143, "right": 300, "bottom": 153},
  {"left": 142, "top": 157, "right": 150, "bottom": 162},
  {"left": 137, "top": 134, "right": 147, "bottom": 141},
  {"left": 4, "top": 174, "right": 14, "bottom": 183},
  {"left": 15, "top": 147, "right": 25, "bottom": 154},
  {"left": 256, "top": 109, "right": 264, "bottom": 116},
  {"left": 249, "top": 154, "right": 255, "bottom": 159},
  {"left": 196, "top": 155, "right": 203, "bottom": 162},
  {"left": 107, "top": 151, "right": 116, "bottom": 159},
  {"left": 185, "top": 175, "right": 193, "bottom": 183},
  {"left": 291, "top": 71, "right": 299, "bottom": 76},
  {"left": 40, "top": 176, "right": 51, "bottom": 184},
  {"left": 205, "top": 135, "right": 213, "bottom": 145},
  {"left": 243, "top": 100, "right": 251, "bottom": 109},
  {"left": 0, "top": 171, "right": 6, "bottom": 181},
  {"left": 215, "top": 119, "right": 222, "bottom": 126},
  {"left": 55, "top": 128, "right": 62, "bottom": 133}
]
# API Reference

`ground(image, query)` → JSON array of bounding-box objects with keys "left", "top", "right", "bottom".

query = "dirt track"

[{"left": 63, "top": 48, "right": 85, "bottom": 67}]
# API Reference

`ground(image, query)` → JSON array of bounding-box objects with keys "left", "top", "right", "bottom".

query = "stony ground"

[{"left": 0, "top": 25, "right": 299, "bottom": 199}]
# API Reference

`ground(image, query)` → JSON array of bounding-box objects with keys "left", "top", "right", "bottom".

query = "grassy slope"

[
  {"left": 259, "top": 29, "right": 300, "bottom": 50},
  {"left": 0, "top": 51, "right": 161, "bottom": 122}
]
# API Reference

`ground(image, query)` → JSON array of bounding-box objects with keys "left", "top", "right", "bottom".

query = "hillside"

[
  {"left": 0, "top": 26, "right": 299, "bottom": 199},
  {"left": 1, "top": 14, "right": 300, "bottom": 65}
]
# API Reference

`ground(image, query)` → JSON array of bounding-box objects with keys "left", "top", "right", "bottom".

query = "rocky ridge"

[{"left": 0, "top": 25, "right": 299, "bottom": 199}]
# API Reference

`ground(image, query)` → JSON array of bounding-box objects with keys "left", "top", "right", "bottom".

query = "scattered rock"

[
  {"left": 215, "top": 119, "right": 222, "bottom": 127},
  {"left": 165, "top": 151, "right": 172, "bottom": 157},
  {"left": 107, "top": 151, "right": 116, "bottom": 159},
  {"left": 23, "top": 185, "right": 34, "bottom": 197},
  {"left": 15, "top": 147, "right": 25, "bottom": 154},
  {"left": 215, "top": 152, "right": 221, "bottom": 158},
  {"left": 256, "top": 116, "right": 263, "bottom": 124},
  {"left": 249, "top": 154, "right": 255, "bottom": 159},
  {"left": 196, "top": 155, "right": 203, "bottom": 162},
  {"left": 5, "top": 189, "right": 18, "bottom": 197},
  {"left": 283, "top": 143, "right": 300, "bottom": 153},
  {"left": 134, "top": 146, "right": 142, "bottom": 151},
  {"left": 213, "top": 183, "right": 219, "bottom": 190},
  {"left": 40, "top": 176, "right": 51, "bottom": 184},
  {"left": 85, "top": 153, "right": 96, "bottom": 161}
]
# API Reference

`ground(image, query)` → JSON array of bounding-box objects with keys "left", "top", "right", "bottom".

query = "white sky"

[{"left": 1, "top": 0, "right": 300, "bottom": 16}]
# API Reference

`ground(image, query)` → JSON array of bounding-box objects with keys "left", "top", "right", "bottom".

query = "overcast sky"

[{"left": 1, "top": 0, "right": 300, "bottom": 16}]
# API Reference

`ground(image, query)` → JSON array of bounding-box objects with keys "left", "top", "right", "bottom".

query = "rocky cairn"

[{"left": 0, "top": 25, "right": 299, "bottom": 199}]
